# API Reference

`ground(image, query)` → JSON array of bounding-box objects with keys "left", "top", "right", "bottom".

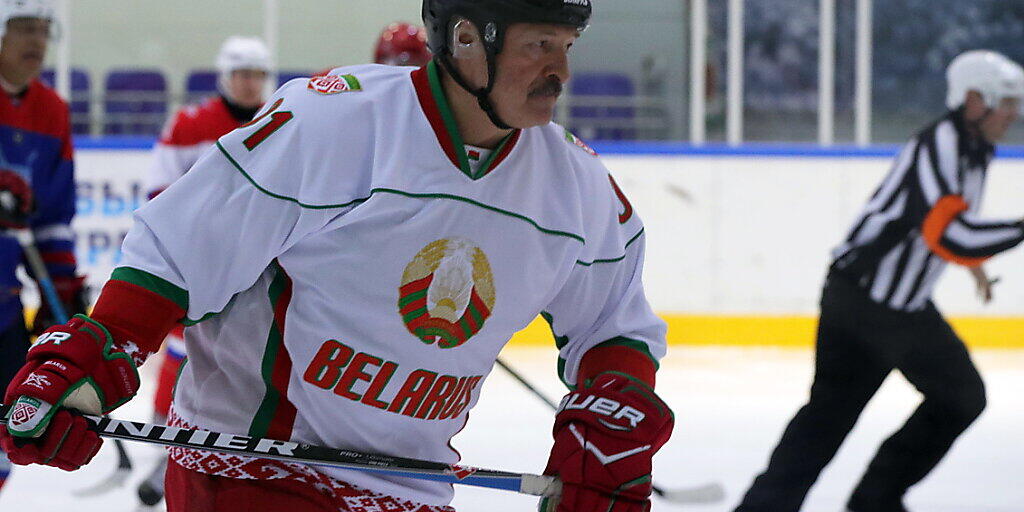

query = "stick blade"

[
  {"left": 71, "top": 440, "right": 134, "bottom": 497},
  {"left": 71, "top": 467, "right": 132, "bottom": 497}
]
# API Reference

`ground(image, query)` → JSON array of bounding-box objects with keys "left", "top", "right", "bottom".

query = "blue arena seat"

[
  {"left": 39, "top": 68, "right": 91, "bottom": 135},
  {"left": 185, "top": 70, "right": 218, "bottom": 105},
  {"left": 103, "top": 69, "right": 168, "bottom": 136},
  {"left": 569, "top": 72, "right": 636, "bottom": 141},
  {"left": 277, "top": 70, "right": 313, "bottom": 87}
]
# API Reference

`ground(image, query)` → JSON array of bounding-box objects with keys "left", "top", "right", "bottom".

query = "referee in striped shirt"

[{"left": 736, "top": 50, "right": 1024, "bottom": 512}]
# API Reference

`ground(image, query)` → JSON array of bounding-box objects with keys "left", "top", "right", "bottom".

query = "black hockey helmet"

[
  {"left": 422, "top": 0, "right": 592, "bottom": 129},
  {"left": 423, "top": 0, "right": 592, "bottom": 57}
]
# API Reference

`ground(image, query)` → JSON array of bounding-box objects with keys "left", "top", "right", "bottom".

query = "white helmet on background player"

[
  {"left": 946, "top": 50, "right": 1024, "bottom": 112},
  {"left": 0, "top": 0, "right": 56, "bottom": 38},
  {"left": 216, "top": 36, "right": 271, "bottom": 94}
]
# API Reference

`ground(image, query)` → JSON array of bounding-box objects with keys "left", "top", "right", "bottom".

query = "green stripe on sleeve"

[
  {"left": 575, "top": 229, "right": 645, "bottom": 266},
  {"left": 110, "top": 267, "right": 188, "bottom": 312},
  {"left": 556, "top": 356, "right": 573, "bottom": 390},
  {"left": 541, "top": 311, "right": 570, "bottom": 349},
  {"left": 543, "top": 311, "right": 576, "bottom": 389}
]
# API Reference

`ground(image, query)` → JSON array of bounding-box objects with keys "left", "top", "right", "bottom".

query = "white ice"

[{"left": 1, "top": 346, "right": 1021, "bottom": 511}]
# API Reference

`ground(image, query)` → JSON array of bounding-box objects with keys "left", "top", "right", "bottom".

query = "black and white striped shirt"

[{"left": 831, "top": 109, "right": 1024, "bottom": 312}]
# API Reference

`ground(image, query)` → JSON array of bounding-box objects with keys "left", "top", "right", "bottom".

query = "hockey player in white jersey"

[
  {"left": 135, "top": 35, "right": 272, "bottom": 508},
  {"left": 0, "top": 1, "right": 674, "bottom": 511}
]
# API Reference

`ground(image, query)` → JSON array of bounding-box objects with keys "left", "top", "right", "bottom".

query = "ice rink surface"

[{"left": 2, "top": 346, "right": 1021, "bottom": 511}]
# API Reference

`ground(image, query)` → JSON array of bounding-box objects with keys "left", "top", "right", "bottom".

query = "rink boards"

[{"left": 70, "top": 140, "right": 1024, "bottom": 348}]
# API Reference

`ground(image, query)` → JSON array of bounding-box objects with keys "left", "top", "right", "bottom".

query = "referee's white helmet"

[
  {"left": 946, "top": 50, "right": 1024, "bottom": 111},
  {"left": 0, "top": 0, "right": 56, "bottom": 38}
]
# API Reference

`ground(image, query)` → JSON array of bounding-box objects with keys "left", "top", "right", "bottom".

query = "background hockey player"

[
  {"left": 734, "top": 50, "right": 1024, "bottom": 512},
  {"left": 0, "top": 0, "right": 674, "bottom": 511},
  {"left": 374, "top": 22, "right": 432, "bottom": 67},
  {"left": 313, "top": 21, "right": 432, "bottom": 78},
  {"left": 146, "top": 36, "right": 270, "bottom": 198},
  {"left": 0, "top": 0, "right": 84, "bottom": 496},
  {"left": 135, "top": 34, "right": 271, "bottom": 508}
]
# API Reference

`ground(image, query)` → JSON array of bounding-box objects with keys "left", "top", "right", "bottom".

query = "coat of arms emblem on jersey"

[{"left": 398, "top": 238, "right": 496, "bottom": 349}]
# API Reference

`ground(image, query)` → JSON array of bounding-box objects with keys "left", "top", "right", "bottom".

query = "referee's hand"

[{"left": 969, "top": 266, "right": 997, "bottom": 304}]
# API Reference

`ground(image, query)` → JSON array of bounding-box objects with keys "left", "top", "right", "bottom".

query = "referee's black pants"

[{"left": 734, "top": 274, "right": 986, "bottom": 512}]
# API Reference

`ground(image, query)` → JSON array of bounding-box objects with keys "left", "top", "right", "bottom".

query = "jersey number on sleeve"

[
  {"left": 242, "top": 98, "right": 294, "bottom": 151},
  {"left": 608, "top": 175, "right": 634, "bottom": 224}
]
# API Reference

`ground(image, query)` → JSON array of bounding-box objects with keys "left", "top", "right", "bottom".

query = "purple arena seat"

[
  {"left": 185, "top": 70, "right": 218, "bottom": 105},
  {"left": 569, "top": 73, "right": 636, "bottom": 141},
  {"left": 277, "top": 70, "right": 313, "bottom": 87},
  {"left": 39, "top": 68, "right": 91, "bottom": 135},
  {"left": 103, "top": 69, "right": 168, "bottom": 136}
]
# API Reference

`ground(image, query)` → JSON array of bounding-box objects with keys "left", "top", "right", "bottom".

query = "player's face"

[
  {"left": 979, "top": 97, "right": 1020, "bottom": 143},
  {"left": 0, "top": 18, "right": 50, "bottom": 83},
  {"left": 490, "top": 23, "right": 578, "bottom": 128},
  {"left": 228, "top": 69, "right": 268, "bottom": 109}
]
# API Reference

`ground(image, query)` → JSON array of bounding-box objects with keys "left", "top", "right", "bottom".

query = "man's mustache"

[{"left": 529, "top": 77, "right": 564, "bottom": 98}]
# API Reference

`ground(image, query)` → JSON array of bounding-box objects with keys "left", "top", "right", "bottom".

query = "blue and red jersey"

[{"left": 0, "top": 79, "right": 77, "bottom": 329}]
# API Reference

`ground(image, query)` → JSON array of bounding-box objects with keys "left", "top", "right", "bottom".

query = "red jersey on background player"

[
  {"left": 1, "top": 2, "right": 674, "bottom": 512},
  {"left": 135, "top": 35, "right": 271, "bottom": 508},
  {"left": 0, "top": 0, "right": 85, "bottom": 497},
  {"left": 375, "top": 22, "right": 432, "bottom": 67},
  {"left": 146, "top": 36, "right": 270, "bottom": 198},
  {"left": 313, "top": 22, "right": 432, "bottom": 79}
]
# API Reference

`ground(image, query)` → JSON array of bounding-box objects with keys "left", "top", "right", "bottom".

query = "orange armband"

[{"left": 921, "top": 195, "right": 990, "bottom": 268}]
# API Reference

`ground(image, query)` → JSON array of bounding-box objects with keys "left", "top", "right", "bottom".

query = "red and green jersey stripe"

[
  {"left": 248, "top": 261, "right": 298, "bottom": 440},
  {"left": 542, "top": 311, "right": 659, "bottom": 389},
  {"left": 107, "top": 267, "right": 225, "bottom": 326},
  {"left": 411, "top": 61, "right": 522, "bottom": 181},
  {"left": 110, "top": 267, "right": 188, "bottom": 312}
]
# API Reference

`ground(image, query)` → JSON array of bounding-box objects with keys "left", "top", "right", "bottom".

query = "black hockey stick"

[
  {"left": 494, "top": 357, "right": 726, "bottom": 505},
  {"left": 0, "top": 402, "right": 560, "bottom": 497},
  {"left": 71, "top": 434, "right": 134, "bottom": 497},
  {"left": 9, "top": 228, "right": 134, "bottom": 496}
]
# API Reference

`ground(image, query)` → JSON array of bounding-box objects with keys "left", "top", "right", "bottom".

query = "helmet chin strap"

[
  {"left": 437, "top": 54, "right": 515, "bottom": 131},
  {"left": 961, "top": 104, "right": 994, "bottom": 146}
]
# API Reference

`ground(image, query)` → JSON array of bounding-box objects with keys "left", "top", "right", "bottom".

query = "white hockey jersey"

[
  {"left": 146, "top": 96, "right": 249, "bottom": 198},
  {"left": 116, "top": 62, "right": 666, "bottom": 506}
]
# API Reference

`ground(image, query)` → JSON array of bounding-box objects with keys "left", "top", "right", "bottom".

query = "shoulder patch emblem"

[
  {"left": 564, "top": 129, "right": 598, "bottom": 157},
  {"left": 307, "top": 74, "right": 362, "bottom": 95}
]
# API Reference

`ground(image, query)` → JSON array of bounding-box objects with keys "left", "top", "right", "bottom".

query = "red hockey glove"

[
  {"left": 1, "top": 315, "right": 142, "bottom": 471},
  {"left": 32, "top": 275, "right": 88, "bottom": 335},
  {"left": 0, "top": 169, "right": 33, "bottom": 229},
  {"left": 541, "top": 372, "right": 674, "bottom": 512}
]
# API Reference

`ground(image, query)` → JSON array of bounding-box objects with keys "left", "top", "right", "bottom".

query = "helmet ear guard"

[
  {"left": 446, "top": 18, "right": 490, "bottom": 94},
  {"left": 449, "top": 18, "right": 485, "bottom": 60},
  {"left": 438, "top": 16, "right": 508, "bottom": 130}
]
